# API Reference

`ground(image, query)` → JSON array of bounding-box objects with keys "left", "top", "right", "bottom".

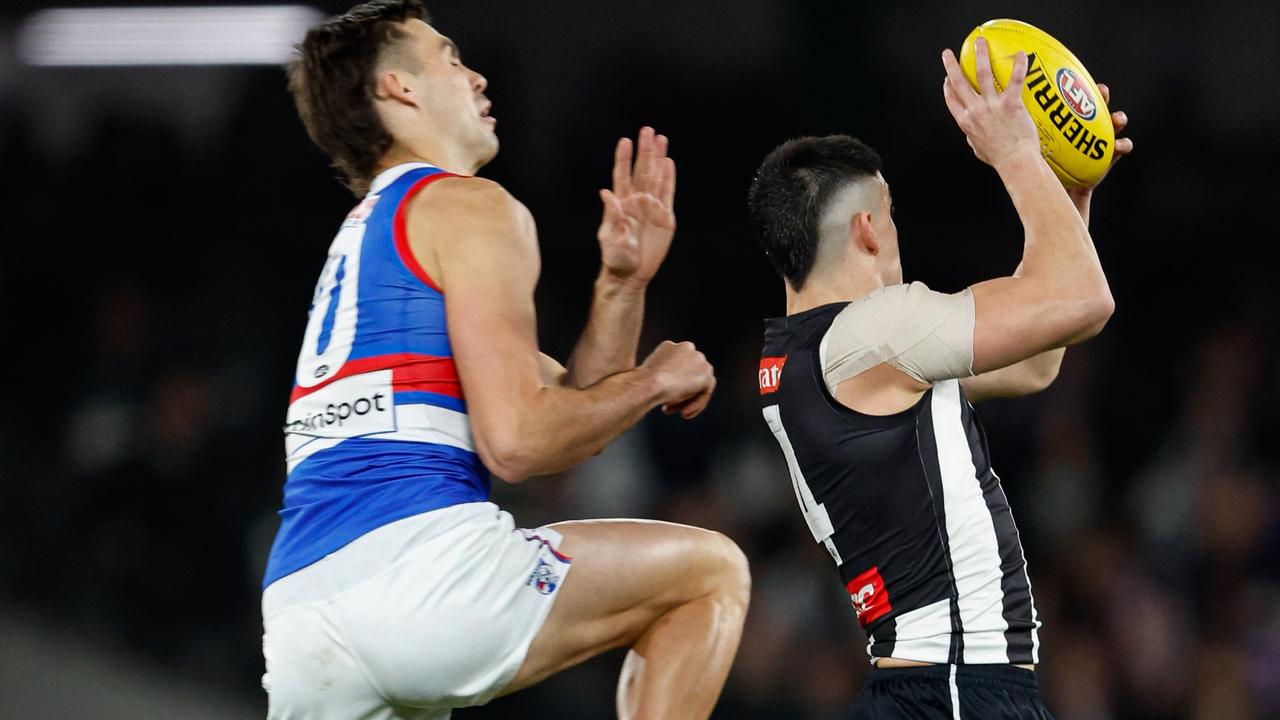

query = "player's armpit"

[
  {"left": 968, "top": 276, "right": 1113, "bottom": 374},
  {"left": 959, "top": 348, "right": 1063, "bottom": 402}
]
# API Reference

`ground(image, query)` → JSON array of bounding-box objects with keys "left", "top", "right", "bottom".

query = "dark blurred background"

[{"left": 2, "top": 1, "right": 1278, "bottom": 718}]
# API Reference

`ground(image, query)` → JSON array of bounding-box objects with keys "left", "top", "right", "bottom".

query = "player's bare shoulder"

[
  {"left": 411, "top": 175, "right": 534, "bottom": 240},
  {"left": 404, "top": 175, "right": 538, "bottom": 286}
]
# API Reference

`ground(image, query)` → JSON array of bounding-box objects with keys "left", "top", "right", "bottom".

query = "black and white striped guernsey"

[{"left": 759, "top": 302, "right": 1040, "bottom": 665}]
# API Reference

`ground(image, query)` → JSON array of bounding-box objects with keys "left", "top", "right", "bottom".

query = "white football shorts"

[{"left": 261, "top": 502, "right": 573, "bottom": 719}]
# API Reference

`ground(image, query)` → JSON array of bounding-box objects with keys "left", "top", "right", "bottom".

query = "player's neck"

[
  {"left": 786, "top": 270, "right": 885, "bottom": 316},
  {"left": 378, "top": 141, "right": 476, "bottom": 177}
]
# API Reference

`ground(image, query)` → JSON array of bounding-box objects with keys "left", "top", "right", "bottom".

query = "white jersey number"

[{"left": 762, "top": 404, "right": 843, "bottom": 565}]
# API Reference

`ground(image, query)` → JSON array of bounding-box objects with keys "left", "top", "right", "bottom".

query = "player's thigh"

[{"left": 499, "top": 518, "right": 750, "bottom": 695}]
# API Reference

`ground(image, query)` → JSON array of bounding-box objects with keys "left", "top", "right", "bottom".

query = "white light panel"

[{"left": 17, "top": 5, "right": 325, "bottom": 67}]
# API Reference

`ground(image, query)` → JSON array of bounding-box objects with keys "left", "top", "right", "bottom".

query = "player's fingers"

[
  {"left": 634, "top": 126, "right": 656, "bottom": 192},
  {"left": 941, "top": 49, "right": 975, "bottom": 107},
  {"left": 942, "top": 78, "right": 968, "bottom": 125},
  {"left": 1007, "top": 50, "right": 1029, "bottom": 91},
  {"left": 974, "top": 37, "right": 996, "bottom": 95},
  {"left": 682, "top": 377, "right": 716, "bottom": 419},
  {"left": 599, "top": 189, "right": 626, "bottom": 228},
  {"left": 1114, "top": 137, "right": 1134, "bottom": 157},
  {"left": 645, "top": 133, "right": 668, "bottom": 195},
  {"left": 664, "top": 389, "right": 704, "bottom": 419},
  {"left": 612, "top": 138, "right": 633, "bottom": 196},
  {"left": 660, "top": 157, "right": 676, "bottom": 208},
  {"left": 1097, "top": 83, "right": 1110, "bottom": 104},
  {"left": 1111, "top": 110, "right": 1128, "bottom": 133}
]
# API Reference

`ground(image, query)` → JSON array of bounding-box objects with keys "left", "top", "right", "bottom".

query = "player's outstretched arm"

[
  {"left": 941, "top": 39, "right": 1114, "bottom": 377},
  {"left": 561, "top": 126, "right": 677, "bottom": 388},
  {"left": 411, "top": 176, "right": 712, "bottom": 483}
]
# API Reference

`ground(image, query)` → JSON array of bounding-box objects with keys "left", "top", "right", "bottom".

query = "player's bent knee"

[{"left": 704, "top": 532, "right": 752, "bottom": 609}]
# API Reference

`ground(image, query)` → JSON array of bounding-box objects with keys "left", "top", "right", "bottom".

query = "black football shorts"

[{"left": 843, "top": 664, "right": 1054, "bottom": 720}]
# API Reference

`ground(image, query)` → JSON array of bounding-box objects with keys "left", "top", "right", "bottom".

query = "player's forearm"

[
  {"left": 479, "top": 366, "right": 663, "bottom": 482},
  {"left": 563, "top": 273, "right": 646, "bottom": 388},
  {"left": 996, "top": 152, "right": 1113, "bottom": 326}
]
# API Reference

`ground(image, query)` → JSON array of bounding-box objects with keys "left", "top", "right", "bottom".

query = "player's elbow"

[
  {"left": 1024, "top": 357, "right": 1061, "bottom": 394},
  {"left": 1074, "top": 288, "right": 1115, "bottom": 342},
  {"left": 476, "top": 433, "right": 537, "bottom": 484},
  {"left": 1049, "top": 283, "right": 1113, "bottom": 346}
]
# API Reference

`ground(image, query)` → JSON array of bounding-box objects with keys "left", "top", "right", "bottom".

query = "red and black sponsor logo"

[
  {"left": 846, "top": 565, "right": 892, "bottom": 626},
  {"left": 759, "top": 356, "right": 787, "bottom": 394}
]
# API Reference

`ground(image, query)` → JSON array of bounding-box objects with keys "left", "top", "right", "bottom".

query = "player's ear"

[
  {"left": 852, "top": 211, "right": 879, "bottom": 256},
  {"left": 374, "top": 69, "right": 417, "bottom": 106}
]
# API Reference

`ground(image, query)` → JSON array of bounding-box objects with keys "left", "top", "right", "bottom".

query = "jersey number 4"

[{"left": 762, "top": 405, "right": 843, "bottom": 565}]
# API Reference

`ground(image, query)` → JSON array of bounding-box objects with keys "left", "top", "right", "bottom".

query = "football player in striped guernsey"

[
  {"left": 747, "top": 39, "right": 1130, "bottom": 718},
  {"left": 261, "top": 2, "right": 749, "bottom": 719}
]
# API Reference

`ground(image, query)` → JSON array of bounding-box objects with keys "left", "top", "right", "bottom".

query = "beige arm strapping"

[{"left": 819, "top": 281, "right": 976, "bottom": 390}]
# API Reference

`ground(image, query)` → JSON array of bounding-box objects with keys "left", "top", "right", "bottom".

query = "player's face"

[
  {"left": 872, "top": 176, "right": 902, "bottom": 284},
  {"left": 403, "top": 20, "right": 499, "bottom": 169}
]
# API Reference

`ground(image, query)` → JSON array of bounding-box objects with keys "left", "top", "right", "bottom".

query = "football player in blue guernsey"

[
  {"left": 261, "top": 2, "right": 750, "bottom": 718},
  {"left": 748, "top": 40, "right": 1131, "bottom": 719}
]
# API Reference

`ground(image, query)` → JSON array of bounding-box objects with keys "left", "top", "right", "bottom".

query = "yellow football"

[{"left": 959, "top": 19, "right": 1113, "bottom": 187}]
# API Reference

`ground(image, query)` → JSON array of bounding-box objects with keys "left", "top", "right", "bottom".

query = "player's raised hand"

[
  {"left": 596, "top": 126, "right": 677, "bottom": 286},
  {"left": 641, "top": 340, "right": 716, "bottom": 420},
  {"left": 941, "top": 38, "right": 1039, "bottom": 171}
]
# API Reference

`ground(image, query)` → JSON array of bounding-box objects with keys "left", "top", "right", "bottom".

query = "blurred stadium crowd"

[{"left": 1, "top": 2, "right": 1278, "bottom": 718}]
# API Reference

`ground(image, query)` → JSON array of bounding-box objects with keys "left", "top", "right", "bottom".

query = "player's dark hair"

[
  {"left": 748, "top": 135, "right": 883, "bottom": 290},
  {"left": 289, "top": 0, "right": 429, "bottom": 196}
]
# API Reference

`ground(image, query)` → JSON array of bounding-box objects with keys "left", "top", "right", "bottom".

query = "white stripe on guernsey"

[
  {"left": 285, "top": 402, "right": 475, "bottom": 472},
  {"left": 818, "top": 332, "right": 831, "bottom": 378},
  {"left": 931, "top": 379, "right": 1010, "bottom": 663},
  {"left": 949, "top": 664, "right": 962, "bottom": 720},
  {"left": 761, "top": 405, "right": 842, "bottom": 564},
  {"left": 873, "top": 596, "right": 952, "bottom": 664},
  {"left": 368, "top": 162, "right": 440, "bottom": 193},
  {"left": 991, "top": 468, "right": 1042, "bottom": 663}
]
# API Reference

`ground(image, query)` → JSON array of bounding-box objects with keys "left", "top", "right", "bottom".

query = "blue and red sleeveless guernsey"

[{"left": 263, "top": 163, "right": 489, "bottom": 588}]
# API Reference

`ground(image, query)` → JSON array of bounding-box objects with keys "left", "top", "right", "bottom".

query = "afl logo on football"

[{"left": 1056, "top": 68, "right": 1097, "bottom": 121}]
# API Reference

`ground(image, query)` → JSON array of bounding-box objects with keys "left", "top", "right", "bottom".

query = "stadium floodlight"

[{"left": 17, "top": 5, "right": 325, "bottom": 67}]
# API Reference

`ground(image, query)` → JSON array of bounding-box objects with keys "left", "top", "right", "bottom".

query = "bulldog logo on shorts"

[{"left": 527, "top": 558, "right": 560, "bottom": 595}]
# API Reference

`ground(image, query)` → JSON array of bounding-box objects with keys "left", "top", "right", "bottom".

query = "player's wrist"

[
  {"left": 990, "top": 146, "right": 1045, "bottom": 177},
  {"left": 596, "top": 269, "right": 650, "bottom": 297},
  {"left": 625, "top": 365, "right": 669, "bottom": 407}
]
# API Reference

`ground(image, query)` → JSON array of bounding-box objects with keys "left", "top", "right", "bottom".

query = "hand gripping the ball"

[
  {"left": 1068, "top": 82, "right": 1134, "bottom": 196},
  {"left": 941, "top": 37, "right": 1040, "bottom": 171}
]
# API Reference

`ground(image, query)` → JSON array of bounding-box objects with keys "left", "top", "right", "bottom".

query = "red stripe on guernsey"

[
  {"left": 391, "top": 359, "right": 463, "bottom": 398},
  {"left": 393, "top": 172, "right": 458, "bottom": 293},
  {"left": 291, "top": 354, "right": 462, "bottom": 403}
]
